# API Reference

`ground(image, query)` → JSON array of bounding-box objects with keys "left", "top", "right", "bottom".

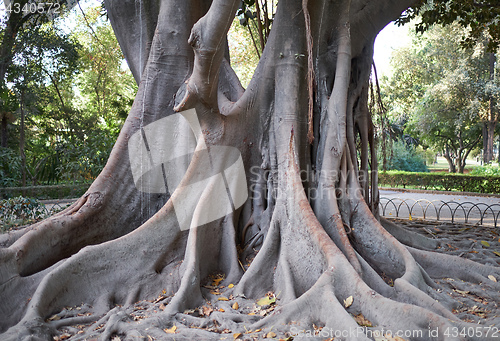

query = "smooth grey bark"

[{"left": 0, "top": 0, "right": 499, "bottom": 340}]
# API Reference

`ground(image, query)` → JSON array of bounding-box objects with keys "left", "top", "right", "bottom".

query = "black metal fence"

[{"left": 379, "top": 197, "right": 500, "bottom": 228}]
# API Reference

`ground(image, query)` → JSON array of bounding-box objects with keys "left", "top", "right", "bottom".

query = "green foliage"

[
  {"left": 228, "top": 18, "right": 260, "bottom": 87},
  {"left": 0, "top": 147, "right": 21, "bottom": 186},
  {"left": 56, "top": 130, "right": 115, "bottom": 182},
  {"left": 401, "top": 0, "right": 500, "bottom": 51},
  {"left": 379, "top": 170, "right": 500, "bottom": 194},
  {"left": 73, "top": 6, "right": 136, "bottom": 128},
  {"left": 383, "top": 23, "right": 489, "bottom": 172},
  {"left": 0, "top": 4, "right": 136, "bottom": 187},
  {"left": 0, "top": 86, "right": 19, "bottom": 115},
  {"left": 8, "top": 23, "right": 80, "bottom": 89},
  {"left": 470, "top": 165, "right": 500, "bottom": 177},
  {"left": 379, "top": 140, "right": 428, "bottom": 172}
]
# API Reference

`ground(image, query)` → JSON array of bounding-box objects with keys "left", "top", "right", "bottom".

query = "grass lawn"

[{"left": 427, "top": 156, "right": 498, "bottom": 172}]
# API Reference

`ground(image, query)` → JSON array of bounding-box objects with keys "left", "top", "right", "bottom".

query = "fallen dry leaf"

[
  {"left": 353, "top": 313, "right": 372, "bottom": 327},
  {"left": 232, "top": 302, "right": 239, "bottom": 310},
  {"left": 493, "top": 251, "right": 500, "bottom": 257},
  {"left": 53, "top": 334, "right": 71, "bottom": 341},
  {"left": 344, "top": 295, "right": 353, "bottom": 308},
  {"left": 233, "top": 333, "right": 242, "bottom": 339},
  {"left": 164, "top": 325, "right": 177, "bottom": 334},
  {"left": 488, "top": 275, "right": 497, "bottom": 282},
  {"left": 201, "top": 305, "right": 213, "bottom": 316},
  {"left": 47, "top": 314, "right": 61, "bottom": 321},
  {"left": 266, "top": 331, "right": 277, "bottom": 338},
  {"left": 481, "top": 240, "right": 490, "bottom": 247},
  {"left": 228, "top": 283, "right": 234, "bottom": 288},
  {"left": 218, "top": 308, "right": 225, "bottom": 312},
  {"left": 213, "top": 277, "right": 224, "bottom": 286},
  {"left": 454, "top": 289, "right": 469, "bottom": 295},
  {"left": 218, "top": 297, "right": 229, "bottom": 301},
  {"left": 257, "top": 296, "right": 276, "bottom": 306}
]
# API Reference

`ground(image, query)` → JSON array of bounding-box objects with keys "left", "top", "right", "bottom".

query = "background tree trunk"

[
  {"left": 0, "top": 1, "right": 499, "bottom": 340},
  {"left": 0, "top": 115, "right": 7, "bottom": 147},
  {"left": 483, "top": 53, "right": 498, "bottom": 164},
  {"left": 19, "top": 90, "right": 26, "bottom": 188}
]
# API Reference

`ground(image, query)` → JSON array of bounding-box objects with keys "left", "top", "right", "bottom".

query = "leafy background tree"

[
  {"left": 381, "top": 23, "right": 497, "bottom": 172},
  {"left": 56, "top": 5, "right": 136, "bottom": 182},
  {"left": 0, "top": 1, "right": 136, "bottom": 186},
  {"left": 399, "top": 0, "right": 500, "bottom": 165}
]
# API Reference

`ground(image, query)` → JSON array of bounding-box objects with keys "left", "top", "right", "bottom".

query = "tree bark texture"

[{"left": 0, "top": 0, "right": 499, "bottom": 340}]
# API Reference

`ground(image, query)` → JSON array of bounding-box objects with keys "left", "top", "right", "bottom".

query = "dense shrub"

[
  {"left": 379, "top": 141, "right": 428, "bottom": 172},
  {"left": 378, "top": 170, "right": 500, "bottom": 194},
  {"left": 0, "top": 182, "right": 91, "bottom": 200},
  {"left": 469, "top": 165, "right": 500, "bottom": 177},
  {"left": 0, "top": 147, "right": 21, "bottom": 187}
]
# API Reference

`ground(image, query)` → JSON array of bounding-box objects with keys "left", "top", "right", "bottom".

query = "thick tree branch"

[{"left": 174, "top": 0, "right": 239, "bottom": 113}]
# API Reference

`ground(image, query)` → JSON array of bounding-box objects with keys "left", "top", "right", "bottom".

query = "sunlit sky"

[{"left": 373, "top": 22, "right": 412, "bottom": 77}]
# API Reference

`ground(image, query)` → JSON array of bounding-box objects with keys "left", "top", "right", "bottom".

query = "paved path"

[{"left": 379, "top": 189, "right": 500, "bottom": 227}]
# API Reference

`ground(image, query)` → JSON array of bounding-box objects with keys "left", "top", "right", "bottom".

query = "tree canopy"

[
  {"left": 402, "top": 0, "right": 500, "bottom": 50},
  {"left": 383, "top": 23, "right": 494, "bottom": 172}
]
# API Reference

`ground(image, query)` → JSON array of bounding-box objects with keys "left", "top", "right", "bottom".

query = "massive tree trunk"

[{"left": 1, "top": 1, "right": 499, "bottom": 340}]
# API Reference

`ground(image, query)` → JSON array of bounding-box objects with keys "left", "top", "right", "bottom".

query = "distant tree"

[
  {"left": 0, "top": 87, "right": 18, "bottom": 148},
  {"left": 385, "top": 24, "right": 491, "bottom": 172},
  {"left": 51, "top": 5, "right": 137, "bottom": 182},
  {"left": 6, "top": 22, "right": 79, "bottom": 185},
  {"left": 73, "top": 6, "right": 136, "bottom": 132},
  {"left": 400, "top": 0, "right": 500, "bottom": 164},
  {"left": 0, "top": 0, "right": 80, "bottom": 184}
]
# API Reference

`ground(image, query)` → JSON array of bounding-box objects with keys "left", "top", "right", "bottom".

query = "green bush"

[
  {"left": 0, "top": 147, "right": 21, "bottom": 187},
  {"left": 378, "top": 170, "right": 500, "bottom": 194},
  {"left": 379, "top": 141, "right": 428, "bottom": 172},
  {"left": 469, "top": 165, "right": 500, "bottom": 176},
  {"left": 0, "top": 182, "right": 91, "bottom": 200}
]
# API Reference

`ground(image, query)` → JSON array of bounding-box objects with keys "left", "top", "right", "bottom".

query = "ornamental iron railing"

[{"left": 379, "top": 197, "right": 500, "bottom": 228}]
